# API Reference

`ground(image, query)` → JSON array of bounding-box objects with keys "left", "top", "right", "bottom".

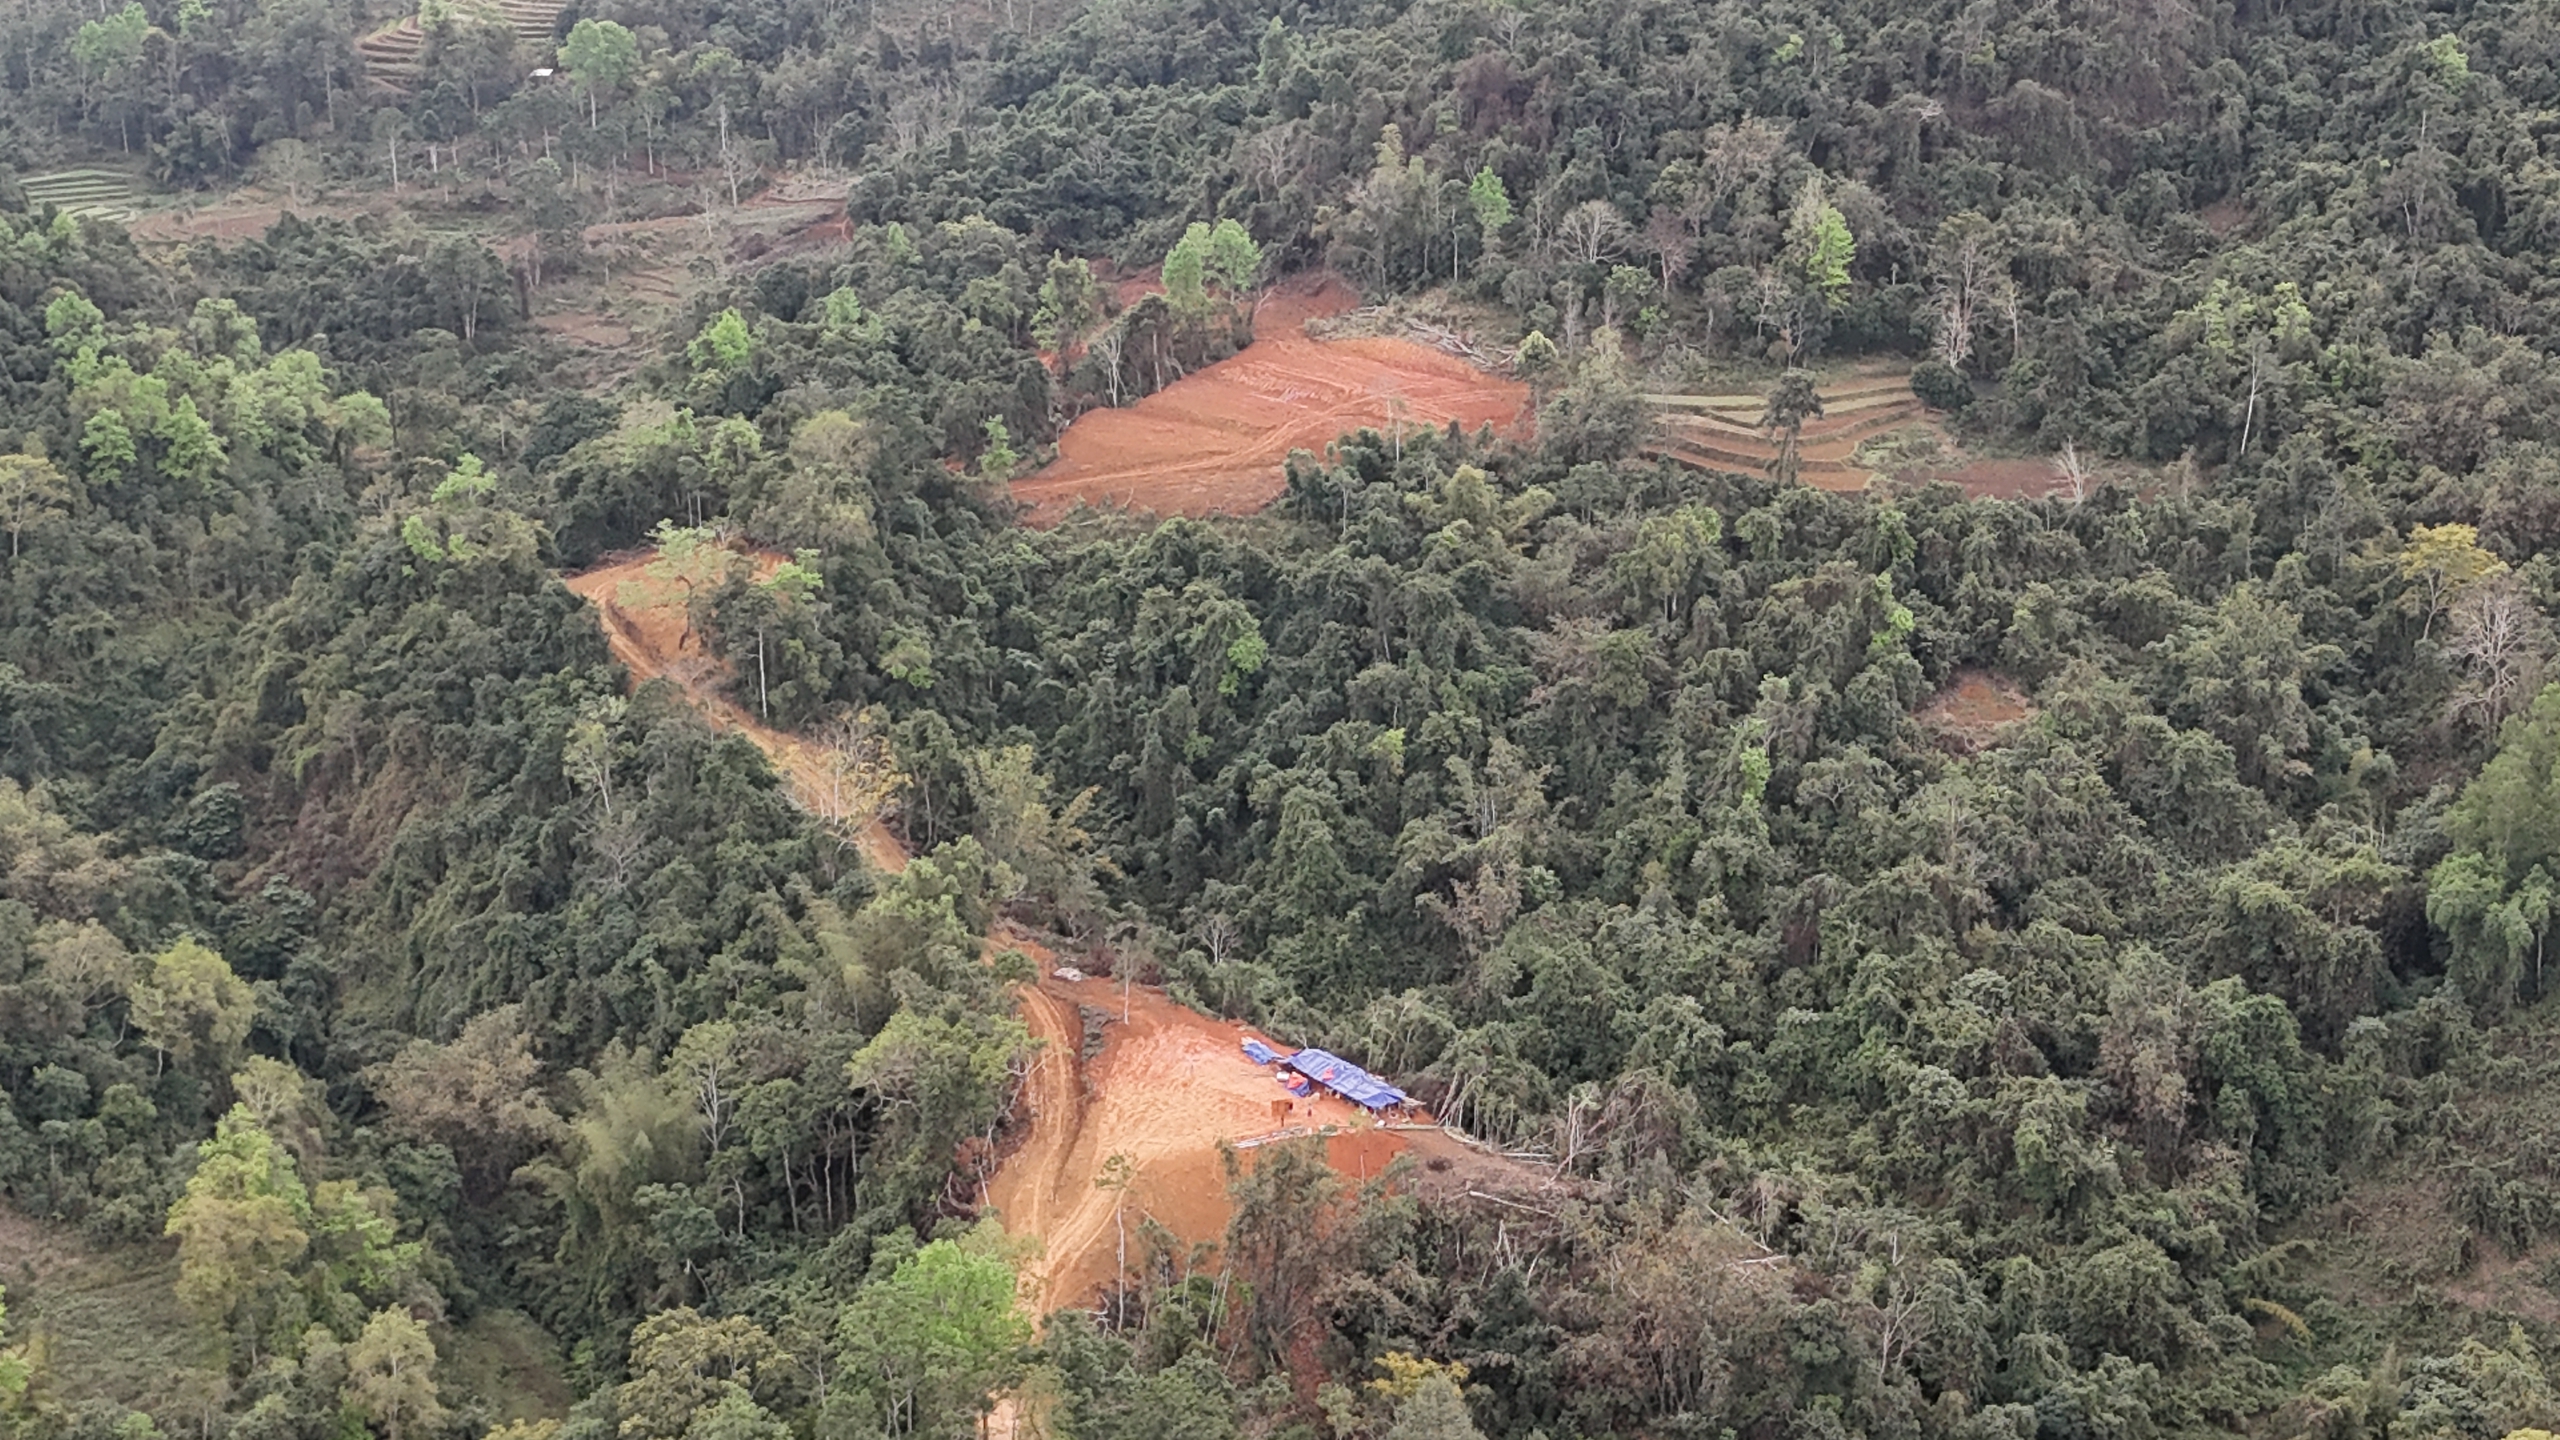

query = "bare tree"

[
  {"left": 799, "top": 709, "right": 905, "bottom": 874},
  {"left": 715, "top": 98, "right": 754, "bottom": 207},
  {"left": 2051, "top": 439, "right": 2091, "bottom": 503},
  {"left": 1551, "top": 199, "right": 1632, "bottom": 268},
  {"left": 1694, "top": 119, "right": 1787, "bottom": 240},
  {"left": 1993, "top": 274, "right": 2026, "bottom": 358},
  {"left": 1086, "top": 325, "right": 1127, "bottom": 407},
  {"left": 1239, "top": 123, "right": 1306, "bottom": 204},
  {"left": 1931, "top": 215, "right": 1995, "bottom": 370},
  {"left": 1197, "top": 910, "right": 1241, "bottom": 966},
  {"left": 1643, "top": 206, "right": 1692, "bottom": 300},
  {"left": 2446, "top": 576, "right": 2553, "bottom": 735}
]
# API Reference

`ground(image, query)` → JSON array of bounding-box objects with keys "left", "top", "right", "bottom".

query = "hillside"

[{"left": 11, "top": 0, "right": 2560, "bottom": 1432}]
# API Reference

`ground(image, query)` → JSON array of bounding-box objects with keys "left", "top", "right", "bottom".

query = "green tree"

[
  {"left": 365, "top": 1005, "right": 563, "bottom": 1201},
  {"left": 834, "top": 1232, "right": 1027, "bottom": 1439},
  {"left": 629, "top": 521, "right": 737, "bottom": 640},
  {"left": 1785, "top": 177, "right": 1855, "bottom": 303},
  {"left": 1759, "top": 369, "right": 1825, "bottom": 485},
  {"left": 2430, "top": 684, "right": 2560, "bottom": 1017},
  {"left": 558, "top": 17, "right": 638, "bottom": 129},
  {"left": 343, "top": 1308, "right": 447, "bottom": 1440},
  {"left": 1468, "top": 166, "right": 1513, "bottom": 242},
  {"left": 1204, "top": 219, "right": 1262, "bottom": 298},
  {"left": 164, "top": 1106, "right": 312, "bottom": 1346},
  {"left": 129, "top": 938, "right": 253, "bottom": 1078},
  {"left": 1163, "top": 223, "right": 1213, "bottom": 320},
  {"left": 1514, "top": 330, "right": 1561, "bottom": 408},
  {"left": 2399, "top": 522, "right": 2506, "bottom": 639},
  {"left": 1385, "top": 1373, "right": 1484, "bottom": 1440},
  {"left": 614, "top": 1309, "right": 788, "bottom": 1440},
  {"left": 0, "top": 453, "right": 71, "bottom": 558},
  {"left": 70, "top": 3, "right": 150, "bottom": 150},
  {"left": 963, "top": 744, "right": 1111, "bottom": 923},
  {"left": 980, "top": 419, "right": 1019, "bottom": 481},
  {"left": 1032, "top": 256, "right": 1103, "bottom": 374},
  {"left": 688, "top": 309, "right": 755, "bottom": 378},
  {"left": 0, "top": 1286, "right": 32, "bottom": 1405}
]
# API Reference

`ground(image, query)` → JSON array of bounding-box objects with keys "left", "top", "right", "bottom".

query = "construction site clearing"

[
  {"left": 988, "top": 959, "right": 1555, "bottom": 1319},
  {"left": 563, "top": 545, "right": 1558, "bottom": 1323}
]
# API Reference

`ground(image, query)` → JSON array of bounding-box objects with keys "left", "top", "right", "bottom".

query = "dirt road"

[
  {"left": 563, "top": 552, "right": 905, "bottom": 872},
  {"left": 1013, "top": 275, "right": 1531, "bottom": 523},
  {"left": 562, "top": 547, "right": 1534, "bottom": 1325}
]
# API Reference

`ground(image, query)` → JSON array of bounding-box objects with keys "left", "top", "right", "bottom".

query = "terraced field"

[
  {"left": 1643, "top": 370, "right": 1931, "bottom": 492},
  {"left": 361, "top": 0, "right": 561, "bottom": 92},
  {"left": 20, "top": 169, "right": 139, "bottom": 224}
]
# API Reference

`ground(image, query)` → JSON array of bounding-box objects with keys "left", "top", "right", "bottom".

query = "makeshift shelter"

[{"left": 1280, "top": 1047, "right": 1410, "bottom": 1111}]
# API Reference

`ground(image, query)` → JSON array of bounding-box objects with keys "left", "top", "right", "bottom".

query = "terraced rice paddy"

[
  {"left": 360, "top": 0, "right": 562, "bottom": 93},
  {"left": 21, "top": 168, "right": 139, "bottom": 223},
  {"left": 1642, "top": 370, "right": 1930, "bottom": 492}
]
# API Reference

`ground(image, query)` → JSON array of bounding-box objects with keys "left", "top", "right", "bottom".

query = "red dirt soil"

[
  {"left": 1012, "top": 274, "right": 1531, "bottom": 524},
  {"left": 989, "top": 967, "right": 1494, "bottom": 1317},
  {"left": 1917, "top": 669, "right": 2035, "bottom": 749},
  {"left": 1925, "top": 456, "right": 2065, "bottom": 501}
]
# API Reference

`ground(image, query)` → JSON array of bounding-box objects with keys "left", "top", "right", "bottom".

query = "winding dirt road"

[
  {"left": 563, "top": 552, "right": 905, "bottom": 873},
  {"left": 562, "top": 546, "right": 1533, "bottom": 1327}
]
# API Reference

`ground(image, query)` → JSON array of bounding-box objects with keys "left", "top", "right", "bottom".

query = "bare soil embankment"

[{"left": 985, "top": 967, "right": 1459, "bottom": 1315}]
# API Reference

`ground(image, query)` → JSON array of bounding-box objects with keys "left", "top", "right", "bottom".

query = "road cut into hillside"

[
  {"left": 562, "top": 551, "right": 907, "bottom": 873},
  {"left": 564, "top": 546, "right": 1547, "bottom": 1325}
]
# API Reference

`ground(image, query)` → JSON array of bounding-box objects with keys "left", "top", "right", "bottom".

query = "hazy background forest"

[{"left": 7, "top": 0, "right": 2560, "bottom": 1434}]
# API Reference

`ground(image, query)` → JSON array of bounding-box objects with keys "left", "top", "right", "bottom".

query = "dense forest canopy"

[{"left": 7, "top": 0, "right": 2560, "bottom": 1434}]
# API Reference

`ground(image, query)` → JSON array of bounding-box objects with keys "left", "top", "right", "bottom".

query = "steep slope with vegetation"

[{"left": 10, "top": 0, "right": 2560, "bottom": 1434}]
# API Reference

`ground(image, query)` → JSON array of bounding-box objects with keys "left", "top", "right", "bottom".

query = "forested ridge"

[{"left": 8, "top": 0, "right": 2560, "bottom": 1433}]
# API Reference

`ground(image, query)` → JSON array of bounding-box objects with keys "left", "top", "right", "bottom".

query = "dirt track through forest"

[
  {"left": 563, "top": 548, "right": 1540, "bottom": 1326},
  {"left": 562, "top": 553, "right": 906, "bottom": 872},
  {"left": 1012, "top": 275, "right": 1532, "bottom": 523}
]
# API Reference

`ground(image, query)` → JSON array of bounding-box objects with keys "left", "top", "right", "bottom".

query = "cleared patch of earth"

[
  {"left": 1013, "top": 273, "right": 1531, "bottom": 524},
  {"left": 0, "top": 1205, "right": 212, "bottom": 1414},
  {"left": 1918, "top": 669, "right": 2035, "bottom": 750},
  {"left": 1920, "top": 456, "right": 2066, "bottom": 501},
  {"left": 442, "top": 1309, "right": 576, "bottom": 1424},
  {"left": 536, "top": 311, "right": 635, "bottom": 348},
  {"left": 562, "top": 550, "right": 906, "bottom": 873},
  {"left": 987, "top": 965, "right": 1540, "bottom": 1319},
  {"left": 128, "top": 185, "right": 378, "bottom": 242}
]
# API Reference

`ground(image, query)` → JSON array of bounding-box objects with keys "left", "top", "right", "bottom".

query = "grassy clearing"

[
  {"left": 2281, "top": 1008, "right": 2560, "bottom": 1361},
  {"left": 0, "top": 1207, "right": 213, "bottom": 1415},
  {"left": 444, "top": 1308, "right": 575, "bottom": 1422}
]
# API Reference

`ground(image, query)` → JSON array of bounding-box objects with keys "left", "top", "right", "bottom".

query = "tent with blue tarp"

[
  {"left": 1282, "top": 1047, "right": 1410, "bottom": 1111},
  {"left": 1241, "top": 1038, "right": 1283, "bottom": 1065}
]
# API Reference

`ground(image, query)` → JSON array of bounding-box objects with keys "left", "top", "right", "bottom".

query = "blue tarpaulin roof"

[
  {"left": 1241, "top": 1038, "right": 1283, "bottom": 1065},
  {"left": 1282, "top": 1047, "right": 1410, "bottom": 1110}
]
